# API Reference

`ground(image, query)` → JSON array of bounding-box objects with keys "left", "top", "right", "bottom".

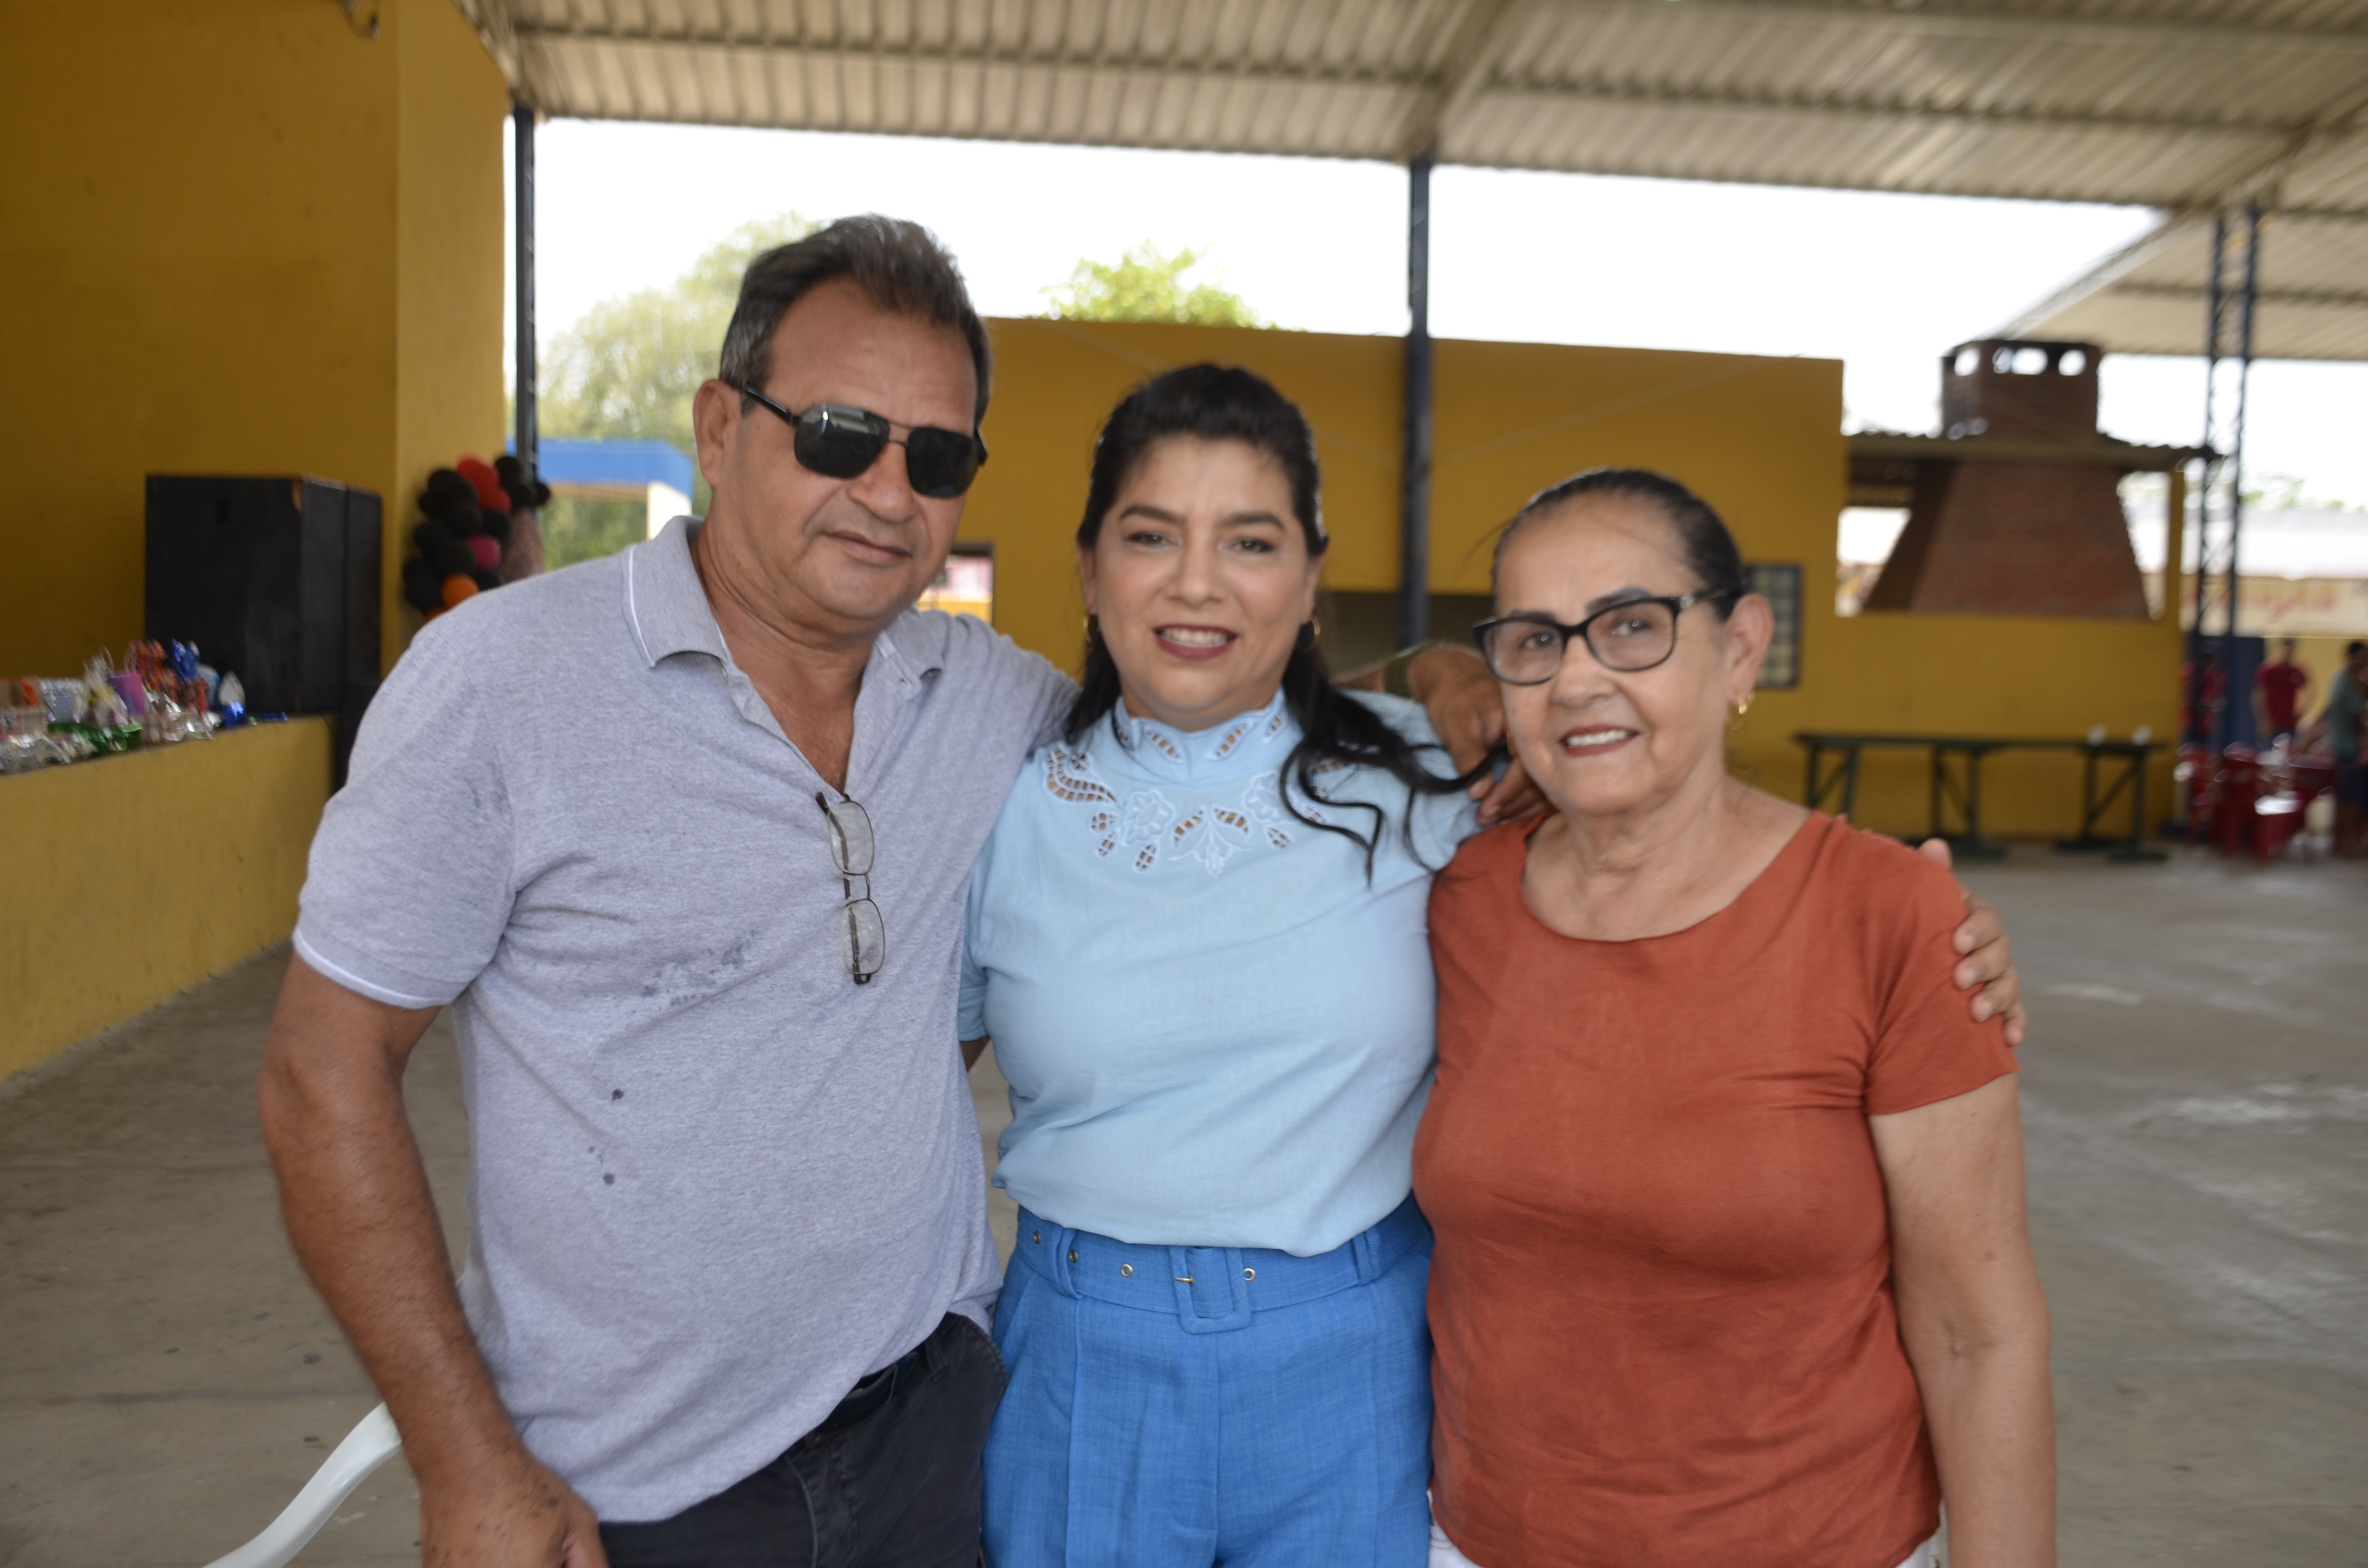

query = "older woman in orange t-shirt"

[{"left": 1415, "top": 470, "right": 2054, "bottom": 1568}]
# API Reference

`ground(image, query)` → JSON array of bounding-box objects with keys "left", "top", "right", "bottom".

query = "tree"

[
  {"left": 532, "top": 213, "right": 813, "bottom": 564},
  {"left": 538, "top": 212, "right": 814, "bottom": 459},
  {"left": 1037, "top": 243, "right": 1268, "bottom": 327}
]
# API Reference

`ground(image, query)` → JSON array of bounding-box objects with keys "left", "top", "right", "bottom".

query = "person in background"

[
  {"left": 961, "top": 382, "right": 2027, "bottom": 1568},
  {"left": 1420, "top": 469, "right": 2053, "bottom": 1568},
  {"left": 2315, "top": 639, "right": 2368, "bottom": 856},
  {"left": 2254, "top": 637, "right": 2310, "bottom": 745}
]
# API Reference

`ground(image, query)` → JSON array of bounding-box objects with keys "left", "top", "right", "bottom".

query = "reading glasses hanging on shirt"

[{"left": 816, "top": 793, "right": 886, "bottom": 984}]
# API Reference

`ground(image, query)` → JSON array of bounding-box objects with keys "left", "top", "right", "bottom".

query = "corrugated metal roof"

[
  {"left": 2007, "top": 209, "right": 2368, "bottom": 357},
  {"left": 453, "top": 0, "right": 2368, "bottom": 358}
]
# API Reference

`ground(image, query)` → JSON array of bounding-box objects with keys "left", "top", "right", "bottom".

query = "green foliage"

[
  {"left": 1037, "top": 243, "right": 1268, "bottom": 328},
  {"left": 537, "top": 213, "right": 816, "bottom": 502},
  {"left": 539, "top": 496, "right": 650, "bottom": 570}
]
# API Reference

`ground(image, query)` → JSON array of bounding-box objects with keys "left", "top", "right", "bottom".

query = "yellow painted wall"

[
  {"left": 0, "top": 722, "right": 331, "bottom": 1081},
  {"left": 393, "top": 0, "right": 511, "bottom": 672},
  {"left": 963, "top": 321, "right": 2182, "bottom": 842},
  {"left": 0, "top": 0, "right": 508, "bottom": 680}
]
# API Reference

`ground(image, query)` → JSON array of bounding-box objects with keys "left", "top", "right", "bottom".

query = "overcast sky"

[{"left": 510, "top": 118, "right": 2368, "bottom": 508}]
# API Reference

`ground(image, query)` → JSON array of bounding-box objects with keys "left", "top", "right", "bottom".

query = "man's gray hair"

[{"left": 716, "top": 215, "right": 993, "bottom": 425}]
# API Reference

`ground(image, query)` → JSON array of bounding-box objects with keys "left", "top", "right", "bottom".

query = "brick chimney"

[
  {"left": 1860, "top": 340, "right": 2150, "bottom": 620},
  {"left": 1941, "top": 340, "right": 2099, "bottom": 439}
]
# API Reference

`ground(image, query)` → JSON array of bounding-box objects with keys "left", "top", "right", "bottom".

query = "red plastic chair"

[
  {"left": 2253, "top": 791, "right": 2306, "bottom": 862},
  {"left": 2210, "top": 747, "right": 2260, "bottom": 857}
]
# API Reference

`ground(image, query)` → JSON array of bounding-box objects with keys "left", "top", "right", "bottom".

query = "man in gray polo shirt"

[{"left": 259, "top": 218, "right": 1099, "bottom": 1568}]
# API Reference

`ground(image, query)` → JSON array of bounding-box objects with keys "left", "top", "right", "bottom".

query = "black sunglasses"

[{"left": 741, "top": 386, "right": 988, "bottom": 499}]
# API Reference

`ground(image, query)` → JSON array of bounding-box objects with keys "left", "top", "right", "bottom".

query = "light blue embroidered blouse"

[{"left": 958, "top": 690, "right": 1480, "bottom": 1257}]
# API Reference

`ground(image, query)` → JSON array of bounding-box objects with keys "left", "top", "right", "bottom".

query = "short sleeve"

[
  {"left": 937, "top": 611, "right": 1076, "bottom": 751},
  {"left": 291, "top": 622, "right": 518, "bottom": 1009},
  {"left": 1862, "top": 845, "right": 2017, "bottom": 1116}
]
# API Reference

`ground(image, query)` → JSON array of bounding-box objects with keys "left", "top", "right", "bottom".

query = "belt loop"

[
  {"left": 1351, "top": 1222, "right": 1384, "bottom": 1285},
  {"left": 1023, "top": 1209, "right": 1081, "bottom": 1299},
  {"left": 1050, "top": 1223, "right": 1081, "bottom": 1298}
]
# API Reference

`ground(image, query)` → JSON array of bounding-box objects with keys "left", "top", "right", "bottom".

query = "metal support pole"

[
  {"left": 1398, "top": 149, "right": 1435, "bottom": 650},
  {"left": 2183, "top": 212, "right": 2228, "bottom": 746},
  {"left": 512, "top": 102, "right": 537, "bottom": 478},
  {"left": 2218, "top": 203, "right": 2262, "bottom": 752}
]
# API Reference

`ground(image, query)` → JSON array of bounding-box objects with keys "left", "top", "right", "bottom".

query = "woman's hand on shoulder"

[{"left": 1916, "top": 839, "right": 2027, "bottom": 1048}]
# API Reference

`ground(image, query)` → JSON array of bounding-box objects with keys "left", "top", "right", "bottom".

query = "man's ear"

[{"left": 692, "top": 380, "right": 738, "bottom": 495}]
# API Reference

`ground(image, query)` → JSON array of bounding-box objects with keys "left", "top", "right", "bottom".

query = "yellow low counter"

[{"left": 2, "top": 718, "right": 330, "bottom": 1080}]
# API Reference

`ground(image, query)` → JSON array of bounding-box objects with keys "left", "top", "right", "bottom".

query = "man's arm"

[{"left": 258, "top": 956, "right": 606, "bottom": 1568}]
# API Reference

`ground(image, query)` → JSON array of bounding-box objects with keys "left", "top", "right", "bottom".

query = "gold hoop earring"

[
  {"left": 1295, "top": 618, "right": 1320, "bottom": 654},
  {"left": 1728, "top": 696, "right": 1754, "bottom": 731}
]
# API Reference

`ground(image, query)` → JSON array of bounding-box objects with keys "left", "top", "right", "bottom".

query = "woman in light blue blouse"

[{"left": 959, "top": 365, "right": 2018, "bottom": 1568}]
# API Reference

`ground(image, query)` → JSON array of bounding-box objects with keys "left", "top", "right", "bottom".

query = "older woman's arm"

[{"left": 1871, "top": 1075, "right": 2055, "bottom": 1568}]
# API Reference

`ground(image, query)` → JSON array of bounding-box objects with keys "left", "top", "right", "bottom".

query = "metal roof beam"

[
  {"left": 1473, "top": 79, "right": 2331, "bottom": 138},
  {"left": 1534, "top": 0, "right": 2368, "bottom": 58},
  {"left": 2102, "top": 281, "right": 2368, "bottom": 311},
  {"left": 506, "top": 20, "right": 1408, "bottom": 89},
  {"left": 1396, "top": 0, "right": 1530, "bottom": 161}
]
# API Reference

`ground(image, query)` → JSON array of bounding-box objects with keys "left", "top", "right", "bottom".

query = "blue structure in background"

[{"left": 508, "top": 437, "right": 695, "bottom": 497}]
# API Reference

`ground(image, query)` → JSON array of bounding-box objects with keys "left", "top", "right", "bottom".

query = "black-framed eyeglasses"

[
  {"left": 742, "top": 386, "right": 988, "bottom": 499},
  {"left": 1472, "top": 590, "right": 1738, "bottom": 684},
  {"left": 816, "top": 792, "right": 886, "bottom": 984}
]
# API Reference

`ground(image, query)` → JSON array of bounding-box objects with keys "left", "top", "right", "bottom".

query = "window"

[{"left": 1748, "top": 563, "right": 1801, "bottom": 689}]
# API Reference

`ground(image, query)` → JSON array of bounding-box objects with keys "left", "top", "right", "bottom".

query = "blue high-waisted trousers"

[{"left": 983, "top": 1196, "right": 1434, "bottom": 1568}]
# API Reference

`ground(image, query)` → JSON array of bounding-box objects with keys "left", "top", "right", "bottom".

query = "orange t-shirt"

[{"left": 1414, "top": 812, "right": 2016, "bottom": 1568}]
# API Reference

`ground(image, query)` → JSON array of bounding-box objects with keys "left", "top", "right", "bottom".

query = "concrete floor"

[{"left": 1, "top": 848, "right": 2362, "bottom": 1567}]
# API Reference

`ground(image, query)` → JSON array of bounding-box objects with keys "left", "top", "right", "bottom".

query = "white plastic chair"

[{"left": 201, "top": 1404, "right": 402, "bottom": 1568}]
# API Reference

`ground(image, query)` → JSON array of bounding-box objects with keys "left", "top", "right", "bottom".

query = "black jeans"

[{"left": 599, "top": 1313, "right": 1006, "bottom": 1568}]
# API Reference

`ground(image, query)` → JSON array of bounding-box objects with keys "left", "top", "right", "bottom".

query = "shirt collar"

[
  {"left": 624, "top": 515, "right": 728, "bottom": 666},
  {"left": 1099, "top": 689, "right": 1297, "bottom": 783},
  {"left": 623, "top": 514, "right": 941, "bottom": 697}
]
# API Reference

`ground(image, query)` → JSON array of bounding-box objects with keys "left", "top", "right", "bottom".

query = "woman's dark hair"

[
  {"left": 1492, "top": 467, "right": 1751, "bottom": 613},
  {"left": 1066, "top": 363, "right": 1478, "bottom": 872}
]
